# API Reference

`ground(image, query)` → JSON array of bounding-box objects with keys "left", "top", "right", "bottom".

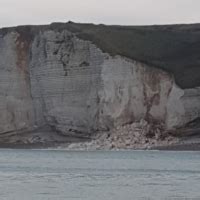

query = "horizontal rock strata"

[{"left": 0, "top": 23, "right": 199, "bottom": 146}]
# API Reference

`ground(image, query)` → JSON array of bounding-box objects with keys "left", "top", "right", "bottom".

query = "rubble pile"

[{"left": 66, "top": 120, "right": 178, "bottom": 150}]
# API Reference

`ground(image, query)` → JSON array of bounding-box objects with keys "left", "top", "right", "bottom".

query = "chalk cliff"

[{"left": 0, "top": 22, "right": 200, "bottom": 145}]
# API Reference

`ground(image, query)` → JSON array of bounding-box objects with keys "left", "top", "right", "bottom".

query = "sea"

[{"left": 0, "top": 149, "right": 199, "bottom": 200}]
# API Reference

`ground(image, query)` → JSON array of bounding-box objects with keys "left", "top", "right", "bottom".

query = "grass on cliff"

[{"left": 64, "top": 22, "right": 200, "bottom": 89}]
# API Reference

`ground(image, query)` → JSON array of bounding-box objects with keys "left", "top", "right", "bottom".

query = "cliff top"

[{"left": 1, "top": 22, "right": 200, "bottom": 89}]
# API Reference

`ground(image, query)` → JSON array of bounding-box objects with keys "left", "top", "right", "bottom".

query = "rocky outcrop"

[{"left": 0, "top": 23, "right": 200, "bottom": 145}]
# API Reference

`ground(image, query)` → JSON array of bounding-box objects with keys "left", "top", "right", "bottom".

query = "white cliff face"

[
  {"left": 166, "top": 86, "right": 200, "bottom": 129},
  {"left": 0, "top": 32, "right": 35, "bottom": 134},
  {"left": 99, "top": 57, "right": 173, "bottom": 129},
  {"left": 30, "top": 31, "right": 104, "bottom": 135},
  {"left": 0, "top": 29, "right": 199, "bottom": 140}
]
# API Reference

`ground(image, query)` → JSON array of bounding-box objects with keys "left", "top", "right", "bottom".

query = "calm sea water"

[{"left": 0, "top": 150, "right": 199, "bottom": 200}]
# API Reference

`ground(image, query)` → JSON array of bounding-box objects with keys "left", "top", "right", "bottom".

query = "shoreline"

[
  {"left": 0, "top": 141, "right": 200, "bottom": 151},
  {"left": 151, "top": 143, "right": 200, "bottom": 151}
]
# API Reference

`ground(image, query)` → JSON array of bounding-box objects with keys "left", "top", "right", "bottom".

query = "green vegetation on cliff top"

[{"left": 1, "top": 22, "right": 200, "bottom": 89}]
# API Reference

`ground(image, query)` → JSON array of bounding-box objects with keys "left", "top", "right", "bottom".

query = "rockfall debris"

[{"left": 65, "top": 120, "right": 178, "bottom": 150}]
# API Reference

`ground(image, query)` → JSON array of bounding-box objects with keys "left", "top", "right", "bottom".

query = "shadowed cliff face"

[
  {"left": 0, "top": 23, "right": 200, "bottom": 142},
  {"left": 0, "top": 32, "right": 35, "bottom": 136}
]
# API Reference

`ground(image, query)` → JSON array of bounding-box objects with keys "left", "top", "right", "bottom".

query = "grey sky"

[{"left": 0, "top": 0, "right": 200, "bottom": 28}]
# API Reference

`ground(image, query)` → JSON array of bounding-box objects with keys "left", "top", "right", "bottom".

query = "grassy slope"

[{"left": 1, "top": 22, "right": 200, "bottom": 89}]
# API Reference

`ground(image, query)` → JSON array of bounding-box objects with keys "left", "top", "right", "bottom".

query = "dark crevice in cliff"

[{"left": 51, "top": 33, "right": 75, "bottom": 76}]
